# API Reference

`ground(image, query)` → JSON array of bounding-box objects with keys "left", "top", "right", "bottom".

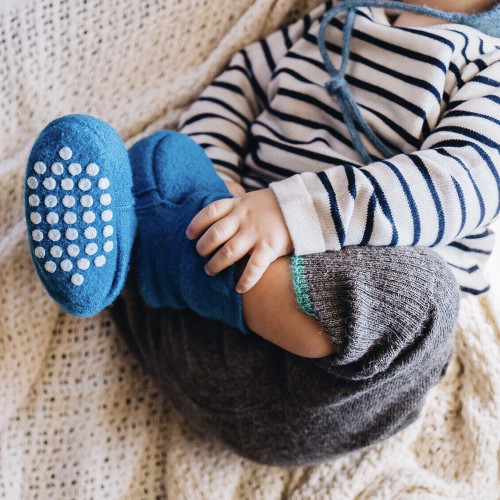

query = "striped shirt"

[{"left": 179, "top": 1, "right": 500, "bottom": 295}]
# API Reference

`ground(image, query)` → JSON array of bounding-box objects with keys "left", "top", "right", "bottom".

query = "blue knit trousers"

[{"left": 113, "top": 245, "right": 459, "bottom": 466}]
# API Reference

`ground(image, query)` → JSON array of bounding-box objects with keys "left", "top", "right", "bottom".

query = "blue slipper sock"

[
  {"left": 129, "top": 131, "right": 247, "bottom": 333},
  {"left": 25, "top": 114, "right": 136, "bottom": 317}
]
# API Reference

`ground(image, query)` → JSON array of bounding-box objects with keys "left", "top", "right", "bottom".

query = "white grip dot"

[
  {"left": 77, "top": 259, "right": 90, "bottom": 270},
  {"left": 71, "top": 274, "right": 84, "bottom": 286},
  {"left": 62, "top": 195, "right": 75, "bottom": 208},
  {"left": 84, "top": 227, "right": 97, "bottom": 239},
  {"left": 27, "top": 177, "right": 38, "bottom": 189},
  {"left": 59, "top": 147, "right": 73, "bottom": 160},
  {"left": 82, "top": 211, "right": 96, "bottom": 223},
  {"left": 68, "top": 163, "right": 82, "bottom": 175},
  {"left": 44, "top": 195, "right": 58, "bottom": 208},
  {"left": 100, "top": 194, "right": 112, "bottom": 206},
  {"left": 67, "top": 244, "right": 80, "bottom": 257},
  {"left": 51, "top": 162, "right": 64, "bottom": 175},
  {"left": 103, "top": 240, "right": 114, "bottom": 252},
  {"left": 78, "top": 179, "right": 92, "bottom": 191},
  {"left": 46, "top": 212, "right": 59, "bottom": 225},
  {"left": 43, "top": 178, "right": 56, "bottom": 190},
  {"left": 34, "top": 247, "right": 45, "bottom": 258},
  {"left": 61, "top": 178, "right": 74, "bottom": 190},
  {"left": 34, "top": 161, "right": 47, "bottom": 174},
  {"left": 86, "top": 163, "right": 99, "bottom": 176},
  {"left": 85, "top": 243, "right": 98, "bottom": 255},
  {"left": 101, "top": 210, "right": 113, "bottom": 222},
  {"left": 60, "top": 259, "right": 73, "bottom": 272},
  {"left": 65, "top": 228, "right": 78, "bottom": 241},
  {"left": 48, "top": 229, "right": 61, "bottom": 241},
  {"left": 103, "top": 225, "right": 113, "bottom": 237},
  {"left": 80, "top": 195, "right": 93, "bottom": 207},
  {"left": 98, "top": 178, "right": 110, "bottom": 189},
  {"left": 94, "top": 255, "right": 106, "bottom": 267},
  {"left": 29, "top": 195, "right": 40, "bottom": 207},
  {"left": 63, "top": 212, "right": 77, "bottom": 224},
  {"left": 50, "top": 246, "right": 63, "bottom": 258},
  {"left": 32, "top": 230, "right": 43, "bottom": 242},
  {"left": 30, "top": 212, "right": 41, "bottom": 224},
  {"left": 45, "top": 261, "right": 57, "bottom": 273}
]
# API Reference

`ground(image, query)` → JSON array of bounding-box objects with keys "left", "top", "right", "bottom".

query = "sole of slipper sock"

[{"left": 25, "top": 114, "right": 136, "bottom": 316}]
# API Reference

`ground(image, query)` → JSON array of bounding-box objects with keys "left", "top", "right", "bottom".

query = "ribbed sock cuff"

[{"left": 290, "top": 255, "right": 316, "bottom": 318}]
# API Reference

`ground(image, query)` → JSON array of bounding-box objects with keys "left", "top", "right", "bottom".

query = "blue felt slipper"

[
  {"left": 129, "top": 131, "right": 247, "bottom": 333},
  {"left": 25, "top": 114, "right": 136, "bottom": 316}
]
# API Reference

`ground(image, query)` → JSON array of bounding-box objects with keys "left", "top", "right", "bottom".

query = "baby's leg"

[
  {"left": 128, "top": 131, "right": 247, "bottom": 332},
  {"left": 26, "top": 123, "right": 246, "bottom": 326},
  {"left": 114, "top": 245, "right": 460, "bottom": 466},
  {"left": 238, "top": 257, "right": 333, "bottom": 358}
]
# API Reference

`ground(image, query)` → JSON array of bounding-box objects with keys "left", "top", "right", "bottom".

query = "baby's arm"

[
  {"left": 189, "top": 60, "right": 500, "bottom": 293},
  {"left": 180, "top": 5, "right": 331, "bottom": 292},
  {"left": 179, "top": 3, "right": 329, "bottom": 186},
  {"left": 269, "top": 61, "right": 500, "bottom": 256}
]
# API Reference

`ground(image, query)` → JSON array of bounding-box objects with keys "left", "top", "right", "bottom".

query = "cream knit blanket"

[{"left": 1, "top": 1, "right": 499, "bottom": 498}]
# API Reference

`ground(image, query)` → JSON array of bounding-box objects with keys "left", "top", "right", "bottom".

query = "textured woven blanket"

[{"left": 1, "top": 1, "right": 499, "bottom": 498}]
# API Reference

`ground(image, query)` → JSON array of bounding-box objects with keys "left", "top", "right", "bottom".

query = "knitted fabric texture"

[
  {"left": 291, "top": 256, "right": 316, "bottom": 317},
  {"left": 1, "top": 0, "right": 500, "bottom": 498},
  {"left": 129, "top": 131, "right": 246, "bottom": 332},
  {"left": 317, "top": 0, "right": 500, "bottom": 163},
  {"left": 115, "top": 246, "right": 459, "bottom": 466}
]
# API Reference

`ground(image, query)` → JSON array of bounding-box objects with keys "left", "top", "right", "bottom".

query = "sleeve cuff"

[{"left": 270, "top": 174, "right": 327, "bottom": 255}]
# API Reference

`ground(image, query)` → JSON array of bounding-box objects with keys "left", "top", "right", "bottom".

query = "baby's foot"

[
  {"left": 25, "top": 114, "right": 136, "bottom": 316},
  {"left": 129, "top": 131, "right": 247, "bottom": 332}
]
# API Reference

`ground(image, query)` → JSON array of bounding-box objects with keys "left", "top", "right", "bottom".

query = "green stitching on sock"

[{"left": 290, "top": 256, "right": 316, "bottom": 318}]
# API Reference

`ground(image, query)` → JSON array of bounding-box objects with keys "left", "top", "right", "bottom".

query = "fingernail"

[
  {"left": 185, "top": 228, "right": 193, "bottom": 239},
  {"left": 204, "top": 266, "right": 213, "bottom": 276}
]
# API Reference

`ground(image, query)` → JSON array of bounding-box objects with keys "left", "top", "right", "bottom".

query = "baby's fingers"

[
  {"left": 186, "top": 198, "right": 234, "bottom": 240},
  {"left": 196, "top": 216, "right": 239, "bottom": 257},
  {"left": 235, "top": 244, "right": 276, "bottom": 294},
  {"left": 204, "top": 234, "right": 252, "bottom": 277}
]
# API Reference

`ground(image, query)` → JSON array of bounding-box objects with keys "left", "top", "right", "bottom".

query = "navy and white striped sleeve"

[
  {"left": 270, "top": 61, "right": 500, "bottom": 255},
  {"left": 179, "top": 3, "right": 329, "bottom": 183}
]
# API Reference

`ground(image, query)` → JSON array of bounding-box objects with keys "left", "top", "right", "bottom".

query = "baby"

[
  {"left": 23, "top": 0, "right": 500, "bottom": 464},
  {"left": 178, "top": 0, "right": 500, "bottom": 352}
]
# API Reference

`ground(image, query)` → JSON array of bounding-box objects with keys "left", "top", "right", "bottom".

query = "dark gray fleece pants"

[{"left": 113, "top": 246, "right": 460, "bottom": 467}]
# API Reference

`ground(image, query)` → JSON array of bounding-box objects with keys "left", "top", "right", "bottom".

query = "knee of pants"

[
  {"left": 112, "top": 249, "right": 461, "bottom": 468},
  {"left": 216, "top": 256, "right": 460, "bottom": 468},
  {"left": 312, "top": 246, "right": 460, "bottom": 382}
]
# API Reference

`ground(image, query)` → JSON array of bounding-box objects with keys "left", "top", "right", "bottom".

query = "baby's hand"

[
  {"left": 224, "top": 180, "right": 246, "bottom": 197},
  {"left": 186, "top": 188, "right": 293, "bottom": 293}
]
